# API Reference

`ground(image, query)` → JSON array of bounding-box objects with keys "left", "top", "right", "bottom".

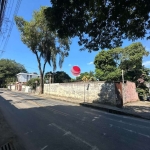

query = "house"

[{"left": 16, "top": 73, "right": 40, "bottom": 83}]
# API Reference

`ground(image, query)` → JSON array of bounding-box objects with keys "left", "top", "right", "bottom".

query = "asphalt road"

[{"left": 0, "top": 90, "right": 150, "bottom": 150}]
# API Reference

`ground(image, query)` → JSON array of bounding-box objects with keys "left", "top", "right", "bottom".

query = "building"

[{"left": 16, "top": 73, "right": 40, "bottom": 83}]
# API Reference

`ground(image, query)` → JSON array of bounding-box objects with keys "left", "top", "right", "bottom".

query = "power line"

[{"left": 0, "top": 0, "right": 22, "bottom": 58}]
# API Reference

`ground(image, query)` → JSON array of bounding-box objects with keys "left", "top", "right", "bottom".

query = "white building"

[{"left": 16, "top": 73, "right": 40, "bottom": 83}]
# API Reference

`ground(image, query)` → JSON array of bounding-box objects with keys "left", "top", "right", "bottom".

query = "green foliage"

[
  {"left": 94, "top": 49, "right": 122, "bottom": 81},
  {"left": 45, "top": 0, "right": 150, "bottom": 51},
  {"left": 76, "top": 72, "right": 89, "bottom": 81},
  {"left": 136, "top": 83, "right": 149, "bottom": 100},
  {"left": 120, "top": 43, "right": 149, "bottom": 71},
  {"left": 76, "top": 71, "right": 96, "bottom": 81},
  {"left": 45, "top": 71, "right": 71, "bottom": 83},
  {"left": 95, "top": 68, "right": 121, "bottom": 81},
  {"left": 94, "top": 42, "right": 149, "bottom": 81},
  {"left": 94, "top": 42, "right": 150, "bottom": 97},
  {"left": 26, "top": 78, "right": 40, "bottom": 90},
  {"left": 70, "top": 78, "right": 76, "bottom": 82},
  {"left": 0, "top": 59, "right": 27, "bottom": 87},
  {"left": 15, "top": 6, "right": 70, "bottom": 93}
]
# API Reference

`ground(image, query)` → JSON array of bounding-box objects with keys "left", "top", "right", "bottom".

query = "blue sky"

[{"left": 0, "top": 0, "right": 150, "bottom": 78}]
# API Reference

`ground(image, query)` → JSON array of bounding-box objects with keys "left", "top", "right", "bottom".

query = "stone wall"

[
  {"left": 44, "top": 81, "right": 116, "bottom": 105},
  {"left": 44, "top": 81, "right": 139, "bottom": 105},
  {"left": 7, "top": 85, "right": 15, "bottom": 90},
  {"left": 8, "top": 80, "right": 139, "bottom": 106}
]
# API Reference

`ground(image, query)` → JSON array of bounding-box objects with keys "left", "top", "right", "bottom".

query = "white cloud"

[
  {"left": 68, "top": 64, "right": 72, "bottom": 67},
  {"left": 87, "top": 61, "right": 93, "bottom": 65},
  {"left": 142, "top": 61, "right": 150, "bottom": 67}
]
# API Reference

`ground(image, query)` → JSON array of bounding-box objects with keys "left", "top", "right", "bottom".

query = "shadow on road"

[{"left": 1, "top": 94, "right": 150, "bottom": 150}]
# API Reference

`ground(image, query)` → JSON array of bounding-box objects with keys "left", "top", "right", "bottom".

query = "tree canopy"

[
  {"left": 45, "top": 0, "right": 150, "bottom": 52},
  {"left": 0, "top": 59, "right": 27, "bottom": 87},
  {"left": 15, "top": 6, "right": 70, "bottom": 93},
  {"left": 94, "top": 42, "right": 149, "bottom": 81},
  {"left": 76, "top": 71, "right": 96, "bottom": 81},
  {"left": 45, "top": 71, "right": 71, "bottom": 83}
]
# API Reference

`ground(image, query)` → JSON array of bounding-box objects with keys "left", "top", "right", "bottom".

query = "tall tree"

[
  {"left": 94, "top": 42, "right": 149, "bottom": 81},
  {"left": 45, "top": 0, "right": 150, "bottom": 52},
  {"left": 15, "top": 6, "right": 70, "bottom": 94},
  {"left": 94, "top": 49, "right": 121, "bottom": 81},
  {"left": 0, "top": 59, "right": 27, "bottom": 87}
]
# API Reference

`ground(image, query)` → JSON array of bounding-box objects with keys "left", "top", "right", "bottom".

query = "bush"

[
  {"left": 26, "top": 78, "right": 40, "bottom": 90},
  {"left": 136, "top": 84, "right": 149, "bottom": 100}
]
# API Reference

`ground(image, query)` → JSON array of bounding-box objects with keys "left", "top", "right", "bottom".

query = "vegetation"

[
  {"left": 0, "top": 59, "right": 27, "bottom": 87},
  {"left": 45, "top": 71, "right": 71, "bottom": 83},
  {"left": 26, "top": 78, "right": 40, "bottom": 90},
  {"left": 15, "top": 6, "right": 70, "bottom": 94},
  {"left": 76, "top": 71, "right": 96, "bottom": 81},
  {"left": 94, "top": 42, "right": 150, "bottom": 97},
  {"left": 45, "top": 0, "right": 150, "bottom": 51}
]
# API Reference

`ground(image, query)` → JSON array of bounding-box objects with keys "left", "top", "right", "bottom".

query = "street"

[{"left": 0, "top": 90, "right": 150, "bottom": 150}]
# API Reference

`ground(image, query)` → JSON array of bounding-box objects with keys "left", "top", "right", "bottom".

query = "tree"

[
  {"left": 76, "top": 72, "right": 89, "bottom": 81},
  {"left": 45, "top": 0, "right": 150, "bottom": 52},
  {"left": 94, "top": 42, "right": 150, "bottom": 98},
  {"left": 15, "top": 6, "right": 70, "bottom": 94},
  {"left": 94, "top": 50, "right": 121, "bottom": 81},
  {"left": 76, "top": 71, "right": 96, "bottom": 81},
  {"left": 0, "top": 59, "right": 27, "bottom": 87},
  {"left": 94, "top": 42, "right": 149, "bottom": 81},
  {"left": 45, "top": 71, "right": 71, "bottom": 83}
]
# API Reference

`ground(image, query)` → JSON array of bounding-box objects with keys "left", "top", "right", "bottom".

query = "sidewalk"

[{"left": 81, "top": 101, "right": 150, "bottom": 120}]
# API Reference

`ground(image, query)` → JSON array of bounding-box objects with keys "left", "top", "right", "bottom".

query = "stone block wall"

[{"left": 44, "top": 81, "right": 116, "bottom": 105}]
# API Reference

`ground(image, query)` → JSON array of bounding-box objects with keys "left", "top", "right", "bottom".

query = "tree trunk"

[{"left": 40, "top": 73, "right": 44, "bottom": 94}]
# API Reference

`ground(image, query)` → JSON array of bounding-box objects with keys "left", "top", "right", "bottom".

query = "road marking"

[
  {"left": 51, "top": 123, "right": 99, "bottom": 150},
  {"left": 104, "top": 117, "right": 150, "bottom": 129},
  {"left": 41, "top": 145, "right": 48, "bottom": 150},
  {"left": 113, "top": 125, "right": 150, "bottom": 139},
  {"left": 90, "top": 108, "right": 150, "bottom": 124},
  {"left": 63, "top": 131, "right": 71, "bottom": 136},
  {"left": 87, "top": 110, "right": 150, "bottom": 129}
]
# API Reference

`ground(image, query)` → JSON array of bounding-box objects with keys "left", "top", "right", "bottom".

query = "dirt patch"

[{"left": 0, "top": 108, "right": 25, "bottom": 150}]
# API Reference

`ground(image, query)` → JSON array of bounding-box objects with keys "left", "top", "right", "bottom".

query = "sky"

[{"left": 0, "top": 0, "right": 150, "bottom": 78}]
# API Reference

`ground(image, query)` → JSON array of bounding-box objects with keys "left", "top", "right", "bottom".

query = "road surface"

[{"left": 0, "top": 90, "right": 150, "bottom": 150}]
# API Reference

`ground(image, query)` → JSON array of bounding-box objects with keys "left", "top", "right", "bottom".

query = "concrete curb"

[{"left": 80, "top": 103, "right": 150, "bottom": 120}]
